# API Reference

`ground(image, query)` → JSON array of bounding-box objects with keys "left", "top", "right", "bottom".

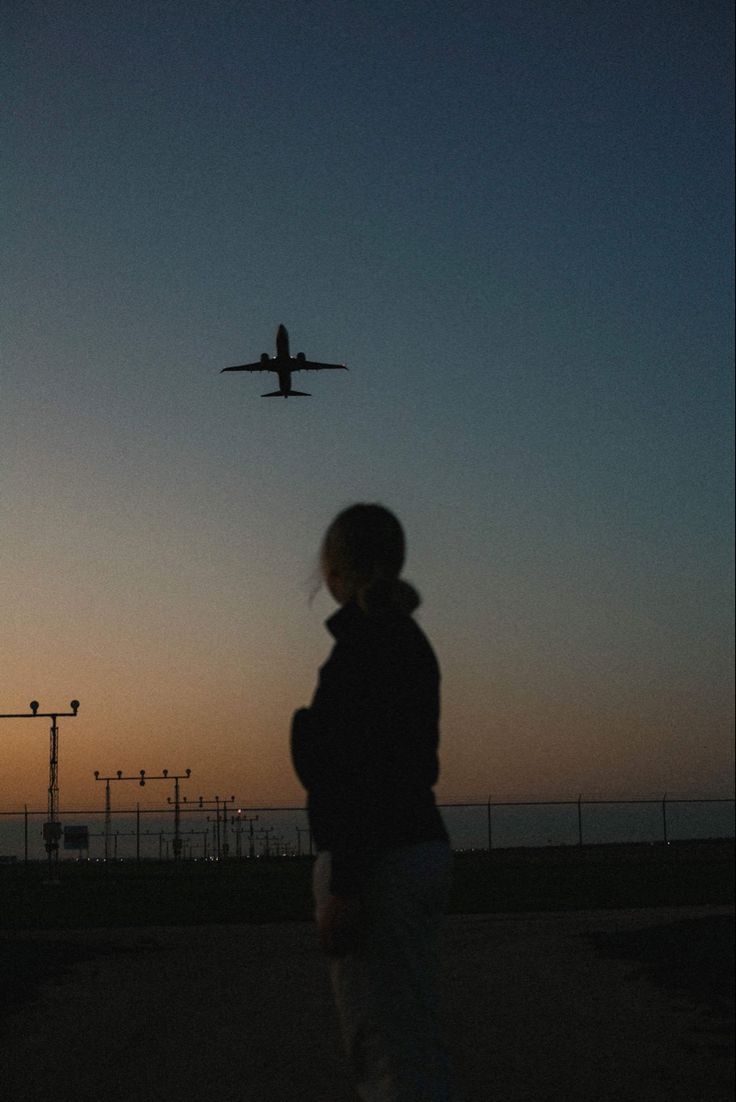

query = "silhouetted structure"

[
  {"left": 187, "top": 795, "right": 236, "bottom": 859},
  {"left": 1, "top": 699, "right": 79, "bottom": 882},
  {"left": 220, "top": 323, "right": 347, "bottom": 397},
  {"left": 232, "top": 810, "right": 259, "bottom": 857},
  {"left": 94, "top": 770, "right": 149, "bottom": 861}
]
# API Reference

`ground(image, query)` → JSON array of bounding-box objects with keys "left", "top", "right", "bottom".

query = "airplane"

[{"left": 220, "top": 324, "right": 347, "bottom": 397}]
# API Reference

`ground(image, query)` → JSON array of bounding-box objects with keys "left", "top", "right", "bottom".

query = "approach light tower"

[
  {"left": 95, "top": 767, "right": 192, "bottom": 861},
  {"left": 140, "top": 769, "right": 192, "bottom": 860},
  {"left": 232, "top": 809, "right": 259, "bottom": 858},
  {"left": 0, "top": 699, "right": 79, "bottom": 882},
  {"left": 94, "top": 770, "right": 149, "bottom": 861},
  {"left": 190, "top": 795, "right": 236, "bottom": 860}
]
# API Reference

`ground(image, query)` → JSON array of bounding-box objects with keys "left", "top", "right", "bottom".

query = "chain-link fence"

[{"left": 0, "top": 795, "right": 732, "bottom": 863}]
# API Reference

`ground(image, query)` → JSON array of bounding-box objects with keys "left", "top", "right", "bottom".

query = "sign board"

[{"left": 64, "top": 825, "right": 89, "bottom": 850}]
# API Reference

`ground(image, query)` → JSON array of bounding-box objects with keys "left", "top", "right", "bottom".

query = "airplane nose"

[{"left": 276, "top": 324, "right": 289, "bottom": 356}]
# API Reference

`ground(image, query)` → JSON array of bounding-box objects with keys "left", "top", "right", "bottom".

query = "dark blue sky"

[{"left": 2, "top": 1, "right": 733, "bottom": 805}]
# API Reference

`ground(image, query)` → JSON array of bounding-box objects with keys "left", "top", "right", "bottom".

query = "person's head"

[{"left": 320, "top": 503, "right": 421, "bottom": 615}]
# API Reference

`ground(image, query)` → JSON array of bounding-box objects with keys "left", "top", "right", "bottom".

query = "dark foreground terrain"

[
  {"left": 0, "top": 842, "right": 732, "bottom": 1101},
  {"left": 0, "top": 907, "right": 732, "bottom": 1101},
  {"left": 0, "top": 838, "right": 732, "bottom": 931}
]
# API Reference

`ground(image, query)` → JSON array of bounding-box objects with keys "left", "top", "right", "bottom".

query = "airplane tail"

[{"left": 261, "top": 390, "right": 311, "bottom": 397}]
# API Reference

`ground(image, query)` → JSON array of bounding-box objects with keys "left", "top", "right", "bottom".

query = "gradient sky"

[{"left": 2, "top": 1, "right": 734, "bottom": 815}]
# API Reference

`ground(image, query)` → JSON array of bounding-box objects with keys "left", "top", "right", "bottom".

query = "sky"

[{"left": 1, "top": 0, "right": 734, "bottom": 818}]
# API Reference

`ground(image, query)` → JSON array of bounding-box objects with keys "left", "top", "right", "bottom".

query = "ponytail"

[{"left": 359, "top": 576, "right": 421, "bottom": 615}]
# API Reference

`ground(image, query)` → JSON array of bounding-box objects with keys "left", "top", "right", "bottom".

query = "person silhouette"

[{"left": 291, "top": 503, "right": 456, "bottom": 1101}]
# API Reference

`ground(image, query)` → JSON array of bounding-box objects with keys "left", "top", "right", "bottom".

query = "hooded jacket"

[{"left": 291, "top": 600, "right": 448, "bottom": 896}]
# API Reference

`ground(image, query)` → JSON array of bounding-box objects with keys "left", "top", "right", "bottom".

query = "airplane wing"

[
  {"left": 220, "top": 362, "right": 271, "bottom": 373},
  {"left": 293, "top": 360, "right": 347, "bottom": 372}
]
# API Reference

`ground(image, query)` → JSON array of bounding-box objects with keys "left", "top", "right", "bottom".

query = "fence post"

[
  {"left": 136, "top": 802, "right": 141, "bottom": 864},
  {"left": 577, "top": 794, "right": 583, "bottom": 847},
  {"left": 662, "top": 792, "right": 668, "bottom": 845},
  {"left": 24, "top": 804, "right": 28, "bottom": 865},
  {"left": 487, "top": 796, "right": 493, "bottom": 851}
]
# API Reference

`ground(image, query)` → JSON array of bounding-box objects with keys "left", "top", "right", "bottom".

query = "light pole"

[
  {"left": 256, "top": 825, "right": 274, "bottom": 857},
  {"left": 95, "top": 768, "right": 191, "bottom": 860},
  {"left": 295, "top": 825, "right": 312, "bottom": 857},
  {"left": 1, "top": 699, "right": 80, "bottom": 883},
  {"left": 140, "top": 769, "right": 191, "bottom": 859},
  {"left": 141, "top": 828, "right": 207, "bottom": 861},
  {"left": 270, "top": 834, "right": 285, "bottom": 857},
  {"left": 94, "top": 770, "right": 149, "bottom": 861},
  {"left": 232, "top": 810, "right": 259, "bottom": 858},
  {"left": 192, "top": 795, "right": 236, "bottom": 860}
]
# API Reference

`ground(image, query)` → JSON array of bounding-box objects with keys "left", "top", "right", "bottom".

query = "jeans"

[{"left": 313, "top": 840, "right": 456, "bottom": 1102}]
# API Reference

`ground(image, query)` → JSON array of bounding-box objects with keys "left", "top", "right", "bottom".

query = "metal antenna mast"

[{"left": 1, "top": 699, "right": 79, "bottom": 882}]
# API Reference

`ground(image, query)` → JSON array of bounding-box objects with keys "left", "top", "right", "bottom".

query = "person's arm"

[
  {"left": 290, "top": 706, "right": 320, "bottom": 790},
  {"left": 291, "top": 641, "right": 372, "bottom": 792},
  {"left": 291, "top": 640, "right": 380, "bottom": 898}
]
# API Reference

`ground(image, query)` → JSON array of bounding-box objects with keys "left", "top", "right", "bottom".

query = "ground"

[{"left": 0, "top": 905, "right": 732, "bottom": 1101}]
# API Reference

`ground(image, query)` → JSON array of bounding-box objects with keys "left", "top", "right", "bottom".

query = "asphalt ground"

[{"left": 0, "top": 905, "right": 732, "bottom": 1101}]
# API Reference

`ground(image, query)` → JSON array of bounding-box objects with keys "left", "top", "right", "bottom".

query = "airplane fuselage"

[
  {"left": 221, "top": 323, "right": 346, "bottom": 397},
  {"left": 272, "top": 325, "right": 297, "bottom": 394},
  {"left": 275, "top": 323, "right": 290, "bottom": 361}
]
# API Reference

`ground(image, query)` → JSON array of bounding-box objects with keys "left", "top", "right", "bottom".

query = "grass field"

[{"left": 0, "top": 838, "right": 732, "bottom": 931}]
